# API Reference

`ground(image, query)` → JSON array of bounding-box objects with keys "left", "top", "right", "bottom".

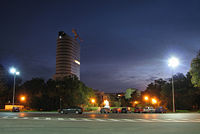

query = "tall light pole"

[
  {"left": 9, "top": 67, "right": 20, "bottom": 105},
  {"left": 168, "top": 57, "right": 179, "bottom": 112}
]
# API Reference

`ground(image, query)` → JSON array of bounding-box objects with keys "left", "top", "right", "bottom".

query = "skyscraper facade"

[{"left": 53, "top": 31, "right": 80, "bottom": 80}]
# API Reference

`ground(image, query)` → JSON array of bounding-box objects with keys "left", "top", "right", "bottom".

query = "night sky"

[{"left": 0, "top": 0, "right": 200, "bottom": 92}]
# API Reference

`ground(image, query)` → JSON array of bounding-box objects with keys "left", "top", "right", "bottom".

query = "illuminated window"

[{"left": 74, "top": 60, "right": 80, "bottom": 65}]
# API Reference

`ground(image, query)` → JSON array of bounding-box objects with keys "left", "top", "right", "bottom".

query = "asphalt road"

[
  {"left": 0, "top": 112, "right": 200, "bottom": 134},
  {"left": 1, "top": 118, "right": 200, "bottom": 134}
]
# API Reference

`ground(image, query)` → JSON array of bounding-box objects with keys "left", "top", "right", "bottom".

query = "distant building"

[{"left": 53, "top": 31, "right": 80, "bottom": 80}]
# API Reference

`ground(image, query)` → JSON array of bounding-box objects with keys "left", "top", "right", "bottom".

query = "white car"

[{"left": 143, "top": 107, "right": 155, "bottom": 113}]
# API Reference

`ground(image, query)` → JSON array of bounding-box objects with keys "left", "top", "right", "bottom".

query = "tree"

[
  {"left": 55, "top": 76, "right": 95, "bottom": 107},
  {"left": 0, "top": 81, "right": 9, "bottom": 108},
  {"left": 19, "top": 78, "right": 47, "bottom": 110},
  {"left": 125, "top": 88, "right": 135, "bottom": 99},
  {"left": 0, "top": 64, "right": 13, "bottom": 107},
  {"left": 145, "top": 79, "right": 167, "bottom": 100},
  {"left": 190, "top": 51, "right": 200, "bottom": 87},
  {"left": 18, "top": 76, "right": 95, "bottom": 111},
  {"left": 146, "top": 73, "right": 200, "bottom": 110}
]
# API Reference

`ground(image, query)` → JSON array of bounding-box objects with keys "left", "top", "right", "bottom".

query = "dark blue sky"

[{"left": 0, "top": 0, "right": 199, "bottom": 92}]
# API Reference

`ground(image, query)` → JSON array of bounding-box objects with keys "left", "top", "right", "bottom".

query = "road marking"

[
  {"left": 173, "top": 120, "right": 189, "bottom": 122},
  {"left": 69, "top": 118, "right": 76, "bottom": 121},
  {"left": 58, "top": 118, "right": 64, "bottom": 120},
  {"left": 82, "top": 118, "right": 92, "bottom": 121},
  {"left": 107, "top": 119, "right": 119, "bottom": 122},
  {"left": 134, "top": 119, "right": 153, "bottom": 122},
  {"left": 33, "top": 117, "right": 39, "bottom": 120},
  {"left": 95, "top": 119, "right": 105, "bottom": 122},
  {"left": 134, "top": 119, "right": 147, "bottom": 121},
  {"left": 1, "top": 116, "right": 200, "bottom": 123},
  {"left": 150, "top": 119, "right": 164, "bottom": 122},
  {"left": 2, "top": 116, "right": 8, "bottom": 119},
  {"left": 165, "top": 119, "right": 174, "bottom": 120},
  {"left": 13, "top": 117, "right": 18, "bottom": 119},
  {"left": 121, "top": 119, "right": 136, "bottom": 122},
  {"left": 22, "top": 117, "right": 28, "bottom": 119}
]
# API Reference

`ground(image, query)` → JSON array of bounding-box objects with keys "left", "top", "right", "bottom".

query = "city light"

[
  {"left": 74, "top": 60, "right": 80, "bottom": 65},
  {"left": 20, "top": 96, "right": 26, "bottom": 102},
  {"left": 10, "top": 67, "right": 16, "bottom": 74},
  {"left": 9, "top": 67, "right": 20, "bottom": 75},
  {"left": 144, "top": 96, "right": 149, "bottom": 101},
  {"left": 168, "top": 57, "right": 179, "bottom": 68},
  {"left": 104, "top": 100, "right": 109, "bottom": 105},
  {"left": 90, "top": 98, "right": 96, "bottom": 104},
  {"left": 152, "top": 98, "right": 157, "bottom": 104},
  {"left": 16, "top": 71, "right": 20, "bottom": 75},
  {"left": 103, "top": 100, "right": 110, "bottom": 108},
  {"left": 134, "top": 101, "right": 139, "bottom": 104}
]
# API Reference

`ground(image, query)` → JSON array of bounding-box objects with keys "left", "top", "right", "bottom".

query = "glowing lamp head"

[
  {"left": 20, "top": 96, "right": 26, "bottom": 101},
  {"left": 10, "top": 67, "right": 16, "bottom": 74},
  {"left": 104, "top": 100, "right": 109, "bottom": 105},
  {"left": 91, "top": 98, "right": 95, "bottom": 103},
  {"left": 16, "top": 72, "right": 20, "bottom": 75},
  {"left": 152, "top": 98, "right": 157, "bottom": 104},
  {"left": 144, "top": 96, "right": 149, "bottom": 101},
  {"left": 168, "top": 57, "right": 179, "bottom": 68}
]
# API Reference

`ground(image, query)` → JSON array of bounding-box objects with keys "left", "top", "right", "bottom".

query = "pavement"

[{"left": 0, "top": 112, "right": 200, "bottom": 134}]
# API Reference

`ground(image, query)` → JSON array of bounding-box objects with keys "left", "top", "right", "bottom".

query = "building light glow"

[{"left": 74, "top": 60, "right": 80, "bottom": 65}]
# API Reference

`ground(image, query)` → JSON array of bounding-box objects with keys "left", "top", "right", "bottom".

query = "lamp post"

[
  {"left": 9, "top": 67, "right": 20, "bottom": 105},
  {"left": 168, "top": 57, "right": 179, "bottom": 112}
]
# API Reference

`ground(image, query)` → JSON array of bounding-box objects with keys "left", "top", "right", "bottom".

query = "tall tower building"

[{"left": 53, "top": 31, "right": 80, "bottom": 80}]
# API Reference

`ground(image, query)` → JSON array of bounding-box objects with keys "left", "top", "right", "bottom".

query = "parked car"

[
  {"left": 155, "top": 107, "right": 167, "bottom": 113},
  {"left": 111, "top": 108, "right": 121, "bottom": 113},
  {"left": 12, "top": 107, "right": 20, "bottom": 112},
  {"left": 100, "top": 108, "right": 111, "bottom": 113},
  {"left": 134, "top": 107, "right": 144, "bottom": 113},
  {"left": 143, "top": 107, "right": 155, "bottom": 113},
  {"left": 121, "top": 107, "right": 132, "bottom": 113},
  {"left": 59, "top": 106, "right": 83, "bottom": 114}
]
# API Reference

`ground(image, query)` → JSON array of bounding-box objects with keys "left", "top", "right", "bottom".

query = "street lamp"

[
  {"left": 20, "top": 96, "right": 26, "bottom": 102},
  {"left": 134, "top": 101, "right": 139, "bottom": 104},
  {"left": 168, "top": 57, "right": 179, "bottom": 112},
  {"left": 144, "top": 96, "right": 149, "bottom": 101},
  {"left": 151, "top": 98, "right": 157, "bottom": 104},
  {"left": 90, "top": 98, "right": 96, "bottom": 104},
  {"left": 9, "top": 67, "right": 20, "bottom": 105}
]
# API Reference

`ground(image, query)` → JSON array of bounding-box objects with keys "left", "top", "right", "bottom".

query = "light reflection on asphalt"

[
  {"left": 89, "top": 114, "right": 96, "bottom": 119},
  {"left": 0, "top": 112, "right": 200, "bottom": 120},
  {"left": 18, "top": 113, "right": 28, "bottom": 117}
]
